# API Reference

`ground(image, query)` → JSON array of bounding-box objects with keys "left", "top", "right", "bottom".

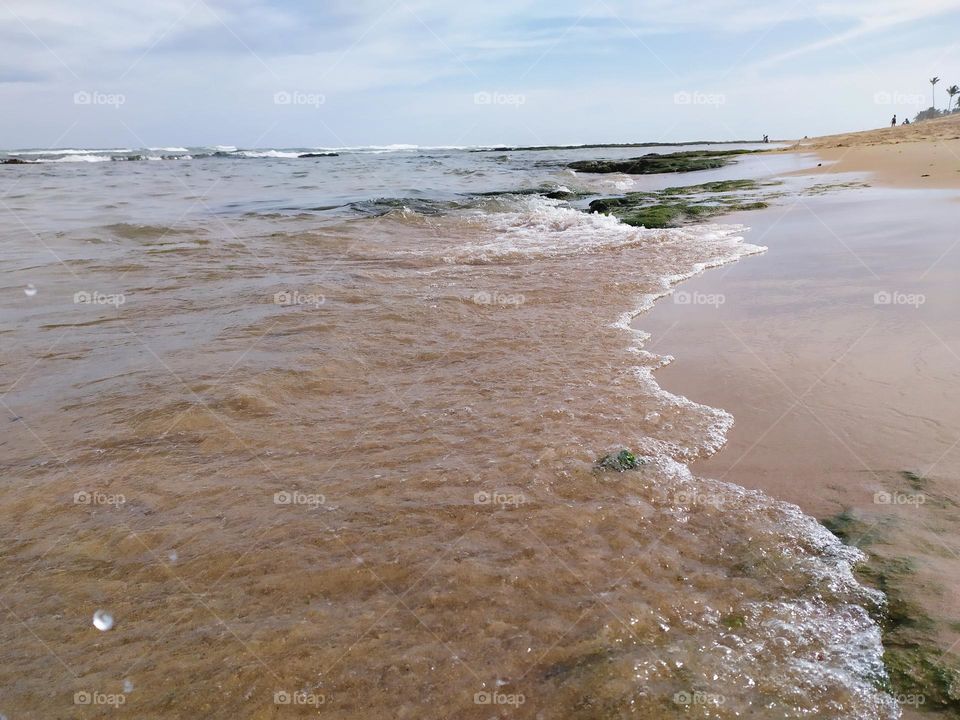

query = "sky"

[{"left": 1, "top": 0, "right": 960, "bottom": 148}]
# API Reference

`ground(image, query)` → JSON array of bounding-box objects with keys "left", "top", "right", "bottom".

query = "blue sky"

[{"left": 2, "top": 0, "right": 960, "bottom": 148}]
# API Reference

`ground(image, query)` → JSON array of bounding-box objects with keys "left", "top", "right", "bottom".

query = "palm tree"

[
  {"left": 931, "top": 77, "right": 941, "bottom": 110},
  {"left": 950, "top": 85, "right": 960, "bottom": 112}
]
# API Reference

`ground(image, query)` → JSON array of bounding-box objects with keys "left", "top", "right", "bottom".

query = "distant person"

[
  {"left": 903, "top": 118, "right": 911, "bottom": 125},
  {"left": 763, "top": 134, "right": 769, "bottom": 143},
  {"left": 891, "top": 115, "right": 897, "bottom": 127}
]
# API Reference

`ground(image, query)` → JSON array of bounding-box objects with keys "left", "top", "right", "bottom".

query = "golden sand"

[{"left": 784, "top": 113, "right": 960, "bottom": 189}]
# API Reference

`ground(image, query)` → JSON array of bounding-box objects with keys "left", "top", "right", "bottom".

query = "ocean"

[{"left": 0, "top": 144, "right": 896, "bottom": 718}]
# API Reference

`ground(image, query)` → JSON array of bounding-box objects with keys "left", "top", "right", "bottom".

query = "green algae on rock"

[
  {"left": 596, "top": 449, "right": 643, "bottom": 472},
  {"left": 587, "top": 179, "right": 777, "bottom": 229},
  {"left": 821, "top": 507, "right": 960, "bottom": 716},
  {"left": 568, "top": 149, "right": 762, "bottom": 175}
]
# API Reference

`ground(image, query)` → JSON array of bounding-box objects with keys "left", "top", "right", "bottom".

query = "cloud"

[{"left": 1, "top": 0, "right": 960, "bottom": 146}]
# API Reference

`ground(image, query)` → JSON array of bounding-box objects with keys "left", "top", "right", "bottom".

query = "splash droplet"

[
  {"left": 92, "top": 609, "right": 114, "bottom": 631},
  {"left": 23, "top": 283, "right": 37, "bottom": 297}
]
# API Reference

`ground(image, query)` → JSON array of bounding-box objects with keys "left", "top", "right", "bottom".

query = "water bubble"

[
  {"left": 122, "top": 678, "right": 134, "bottom": 693},
  {"left": 23, "top": 283, "right": 37, "bottom": 297},
  {"left": 92, "top": 609, "right": 114, "bottom": 631}
]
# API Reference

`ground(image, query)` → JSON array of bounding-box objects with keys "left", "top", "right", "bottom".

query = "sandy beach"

[
  {"left": 644, "top": 114, "right": 960, "bottom": 715},
  {"left": 786, "top": 113, "right": 960, "bottom": 188}
]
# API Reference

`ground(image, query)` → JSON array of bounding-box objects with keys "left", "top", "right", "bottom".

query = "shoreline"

[{"left": 639, "top": 132, "right": 960, "bottom": 715}]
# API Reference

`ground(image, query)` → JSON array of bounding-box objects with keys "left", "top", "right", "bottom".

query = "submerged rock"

[
  {"left": 298, "top": 152, "right": 339, "bottom": 158},
  {"left": 588, "top": 179, "right": 775, "bottom": 228},
  {"left": 597, "top": 449, "right": 642, "bottom": 472},
  {"left": 2, "top": 158, "right": 30, "bottom": 165}
]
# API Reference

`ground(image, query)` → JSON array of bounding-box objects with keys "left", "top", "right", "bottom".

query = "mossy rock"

[
  {"left": 589, "top": 197, "right": 768, "bottom": 229},
  {"left": 586, "top": 178, "right": 773, "bottom": 228},
  {"left": 820, "top": 508, "right": 887, "bottom": 547},
  {"left": 660, "top": 179, "right": 766, "bottom": 194},
  {"left": 884, "top": 645, "right": 960, "bottom": 712},
  {"left": 596, "top": 450, "right": 643, "bottom": 472},
  {"left": 568, "top": 149, "right": 757, "bottom": 175}
]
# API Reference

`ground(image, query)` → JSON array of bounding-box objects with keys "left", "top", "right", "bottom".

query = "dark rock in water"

[
  {"left": 588, "top": 179, "right": 774, "bottom": 228},
  {"left": 2, "top": 158, "right": 30, "bottom": 165},
  {"left": 597, "top": 449, "right": 643, "bottom": 472},
  {"left": 298, "top": 152, "right": 339, "bottom": 158},
  {"left": 569, "top": 149, "right": 759, "bottom": 175}
]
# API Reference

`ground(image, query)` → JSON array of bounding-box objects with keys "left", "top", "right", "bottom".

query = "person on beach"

[{"left": 891, "top": 114, "right": 897, "bottom": 126}]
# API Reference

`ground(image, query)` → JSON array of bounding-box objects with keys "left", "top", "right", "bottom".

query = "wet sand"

[{"left": 641, "top": 168, "right": 960, "bottom": 709}]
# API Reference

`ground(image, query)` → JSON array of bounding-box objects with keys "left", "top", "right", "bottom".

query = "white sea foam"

[
  {"left": 235, "top": 150, "right": 302, "bottom": 159},
  {"left": 10, "top": 148, "right": 130, "bottom": 156},
  {"left": 453, "top": 196, "right": 764, "bottom": 263},
  {"left": 35, "top": 155, "right": 113, "bottom": 163}
]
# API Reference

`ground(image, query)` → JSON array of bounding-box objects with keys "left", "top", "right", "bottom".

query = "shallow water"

[{"left": 0, "top": 147, "right": 896, "bottom": 718}]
